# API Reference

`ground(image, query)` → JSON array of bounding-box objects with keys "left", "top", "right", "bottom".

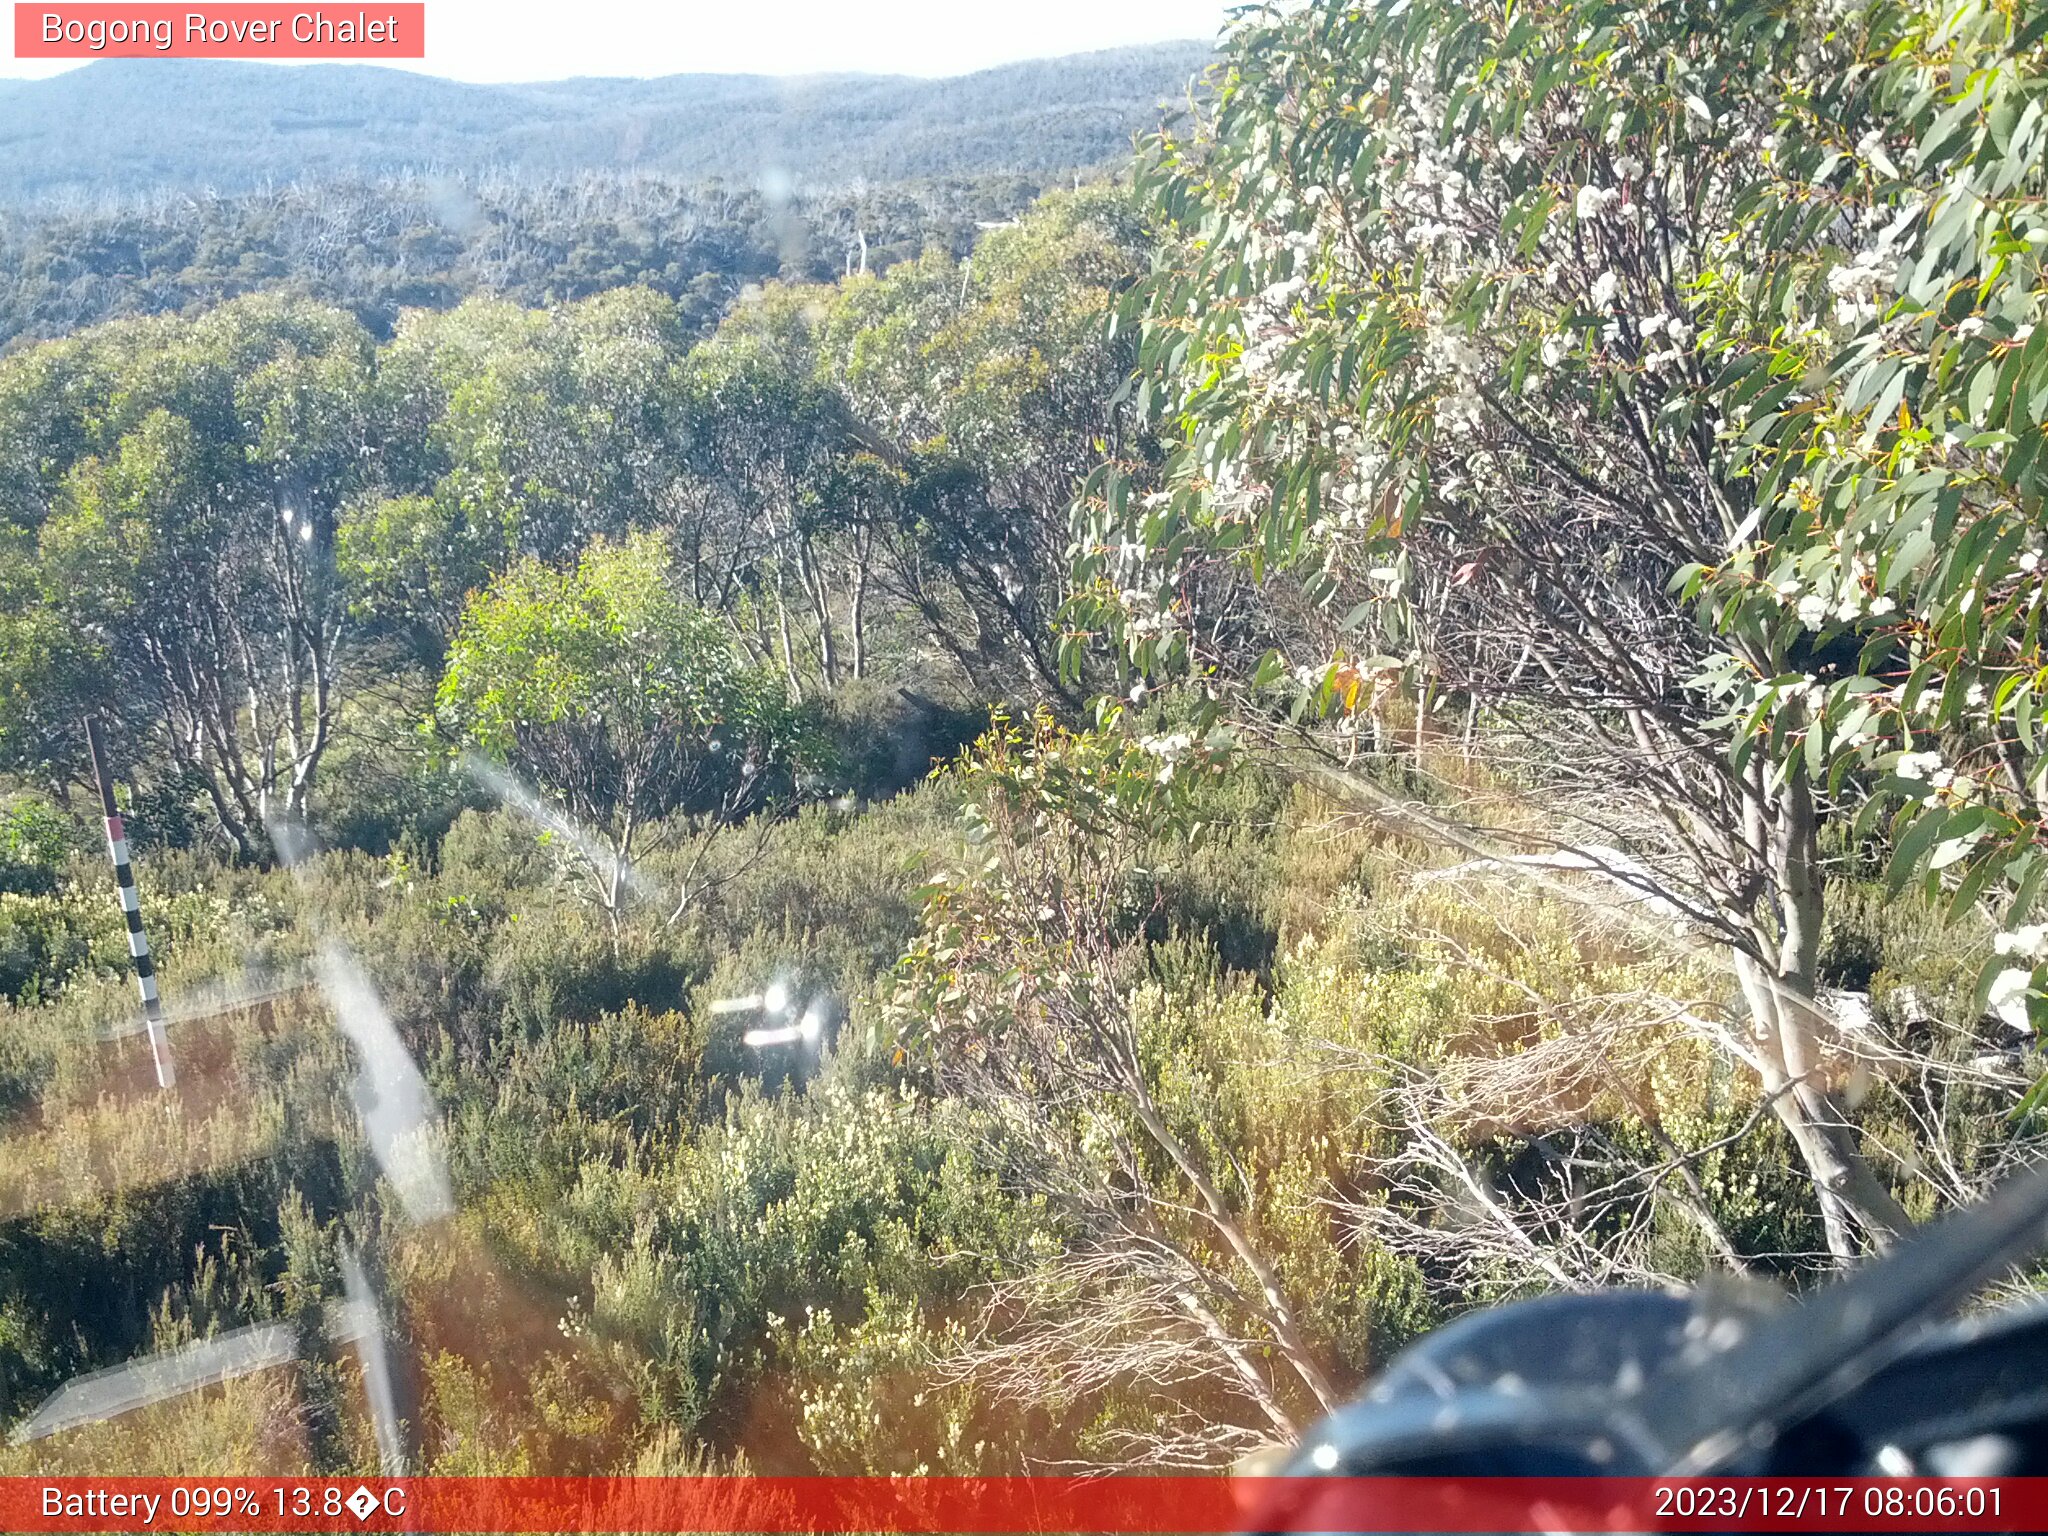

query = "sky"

[{"left": 1, "top": 0, "right": 1238, "bottom": 81}]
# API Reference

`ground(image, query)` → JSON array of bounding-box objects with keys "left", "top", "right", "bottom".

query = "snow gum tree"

[{"left": 1069, "top": 0, "right": 2048, "bottom": 1258}]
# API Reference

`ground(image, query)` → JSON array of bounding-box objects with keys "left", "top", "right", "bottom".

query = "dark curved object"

[{"left": 1266, "top": 1161, "right": 2048, "bottom": 1502}]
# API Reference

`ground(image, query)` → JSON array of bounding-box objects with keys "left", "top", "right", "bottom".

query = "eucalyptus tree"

[
  {"left": 674, "top": 292, "right": 869, "bottom": 698},
  {"left": 1689, "top": 0, "right": 2048, "bottom": 1059},
  {"left": 436, "top": 533, "right": 815, "bottom": 934},
  {"left": 820, "top": 190, "right": 1151, "bottom": 704},
  {"left": 5, "top": 296, "right": 377, "bottom": 855},
  {"left": 1057, "top": 0, "right": 2048, "bottom": 1256},
  {"left": 340, "top": 290, "right": 689, "bottom": 657}
]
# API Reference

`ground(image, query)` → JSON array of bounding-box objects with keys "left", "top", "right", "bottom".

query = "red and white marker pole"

[{"left": 83, "top": 717, "right": 175, "bottom": 1089}]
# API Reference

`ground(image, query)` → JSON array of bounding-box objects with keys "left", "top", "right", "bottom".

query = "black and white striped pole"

[{"left": 83, "top": 717, "right": 175, "bottom": 1089}]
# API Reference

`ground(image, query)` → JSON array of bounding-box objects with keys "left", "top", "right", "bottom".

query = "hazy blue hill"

[{"left": 0, "top": 42, "right": 1213, "bottom": 204}]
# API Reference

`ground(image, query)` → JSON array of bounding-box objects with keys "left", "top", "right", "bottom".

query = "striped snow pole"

[{"left": 83, "top": 717, "right": 175, "bottom": 1089}]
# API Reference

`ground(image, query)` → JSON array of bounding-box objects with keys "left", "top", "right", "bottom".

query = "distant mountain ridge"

[{"left": 0, "top": 43, "right": 1215, "bottom": 205}]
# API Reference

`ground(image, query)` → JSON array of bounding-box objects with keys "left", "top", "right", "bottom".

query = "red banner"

[
  {"left": 0, "top": 1476, "right": 2037, "bottom": 1533},
  {"left": 14, "top": 5, "right": 424, "bottom": 59}
]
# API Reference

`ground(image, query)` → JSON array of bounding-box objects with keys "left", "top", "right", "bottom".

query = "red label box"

[
  {"left": 0, "top": 1476, "right": 2036, "bottom": 1534},
  {"left": 14, "top": 3, "right": 425, "bottom": 58}
]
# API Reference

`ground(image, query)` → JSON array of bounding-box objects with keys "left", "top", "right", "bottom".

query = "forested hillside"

[
  {"left": 0, "top": 171, "right": 1052, "bottom": 350},
  {"left": 1, "top": 0, "right": 2046, "bottom": 1483},
  {"left": 0, "top": 45, "right": 1211, "bottom": 203},
  {"left": 0, "top": 42, "right": 1212, "bottom": 353}
]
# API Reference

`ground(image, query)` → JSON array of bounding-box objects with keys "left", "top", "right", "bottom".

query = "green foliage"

[
  {"left": 9, "top": 16, "right": 2046, "bottom": 1477},
  {"left": 0, "top": 692, "right": 2024, "bottom": 1471},
  {"left": 439, "top": 534, "right": 819, "bottom": 870},
  {"left": 814, "top": 186, "right": 1154, "bottom": 699},
  {"left": 1073, "top": 0, "right": 2048, "bottom": 1036},
  {"left": 886, "top": 723, "right": 1453, "bottom": 1455},
  {"left": 889, "top": 708, "right": 1231, "bottom": 1052},
  {"left": 0, "top": 187, "right": 1144, "bottom": 862},
  {"left": 0, "top": 796, "right": 73, "bottom": 896},
  {"left": 0, "top": 293, "right": 375, "bottom": 854},
  {"left": 1677, "top": 0, "right": 2048, "bottom": 1029},
  {"left": 0, "top": 888, "right": 99, "bottom": 1003},
  {"left": 0, "top": 859, "right": 276, "bottom": 1005},
  {"left": 0, "top": 596, "right": 109, "bottom": 792},
  {"left": 0, "top": 171, "right": 1052, "bottom": 353},
  {"left": 309, "top": 719, "right": 480, "bottom": 857}
]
